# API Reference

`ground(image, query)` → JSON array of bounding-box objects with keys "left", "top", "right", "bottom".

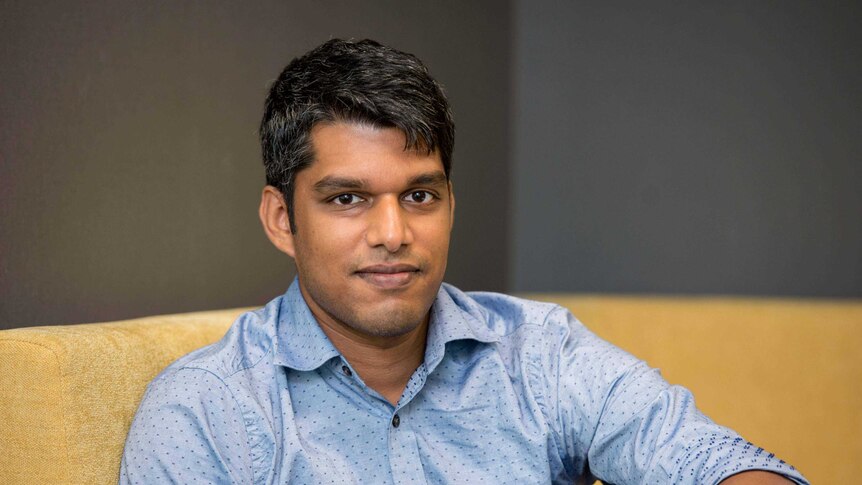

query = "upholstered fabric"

[
  {"left": 0, "top": 297, "right": 859, "bottom": 484},
  {"left": 0, "top": 309, "right": 245, "bottom": 484}
]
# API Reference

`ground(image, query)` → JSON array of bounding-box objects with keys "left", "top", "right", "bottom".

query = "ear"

[
  {"left": 259, "top": 185, "right": 296, "bottom": 258},
  {"left": 448, "top": 180, "right": 455, "bottom": 230}
]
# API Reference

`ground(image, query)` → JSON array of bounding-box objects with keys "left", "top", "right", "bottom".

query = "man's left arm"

[
  {"left": 720, "top": 470, "right": 796, "bottom": 484},
  {"left": 538, "top": 306, "right": 809, "bottom": 485}
]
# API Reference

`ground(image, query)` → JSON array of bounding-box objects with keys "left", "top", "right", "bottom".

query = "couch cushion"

[{"left": 0, "top": 309, "right": 244, "bottom": 484}]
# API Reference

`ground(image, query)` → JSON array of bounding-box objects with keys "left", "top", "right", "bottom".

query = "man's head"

[
  {"left": 259, "top": 39, "right": 456, "bottom": 340},
  {"left": 260, "top": 38, "right": 454, "bottom": 233}
]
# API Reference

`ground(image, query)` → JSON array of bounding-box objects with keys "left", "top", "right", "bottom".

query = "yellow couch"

[{"left": 1, "top": 296, "right": 859, "bottom": 484}]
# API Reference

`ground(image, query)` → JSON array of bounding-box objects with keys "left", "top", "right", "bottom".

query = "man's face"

[{"left": 280, "top": 121, "right": 454, "bottom": 338}]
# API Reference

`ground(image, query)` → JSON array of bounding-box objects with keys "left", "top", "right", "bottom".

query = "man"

[{"left": 120, "top": 39, "right": 808, "bottom": 484}]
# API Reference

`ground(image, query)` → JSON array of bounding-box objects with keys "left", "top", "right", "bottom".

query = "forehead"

[{"left": 302, "top": 122, "right": 444, "bottom": 182}]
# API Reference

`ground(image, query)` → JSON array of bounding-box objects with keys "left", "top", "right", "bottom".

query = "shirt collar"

[
  {"left": 272, "top": 279, "right": 341, "bottom": 371},
  {"left": 272, "top": 279, "right": 500, "bottom": 372},
  {"left": 424, "top": 283, "right": 501, "bottom": 370}
]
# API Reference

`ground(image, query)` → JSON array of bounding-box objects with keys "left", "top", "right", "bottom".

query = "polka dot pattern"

[{"left": 120, "top": 280, "right": 809, "bottom": 484}]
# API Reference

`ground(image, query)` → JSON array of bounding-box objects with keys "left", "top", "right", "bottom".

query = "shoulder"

[
  {"left": 133, "top": 294, "right": 283, "bottom": 420},
  {"left": 444, "top": 283, "right": 582, "bottom": 338},
  {"left": 123, "top": 297, "right": 286, "bottom": 482},
  {"left": 155, "top": 295, "right": 282, "bottom": 384},
  {"left": 448, "top": 284, "right": 643, "bottom": 385}
]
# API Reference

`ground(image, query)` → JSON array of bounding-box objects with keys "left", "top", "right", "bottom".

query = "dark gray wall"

[
  {"left": 513, "top": 1, "right": 861, "bottom": 296},
  {"left": 4, "top": 1, "right": 859, "bottom": 330},
  {"left": 0, "top": 1, "right": 512, "bottom": 329}
]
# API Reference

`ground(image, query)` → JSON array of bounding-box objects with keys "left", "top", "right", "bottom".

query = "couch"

[{"left": 1, "top": 295, "right": 859, "bottom": 484}]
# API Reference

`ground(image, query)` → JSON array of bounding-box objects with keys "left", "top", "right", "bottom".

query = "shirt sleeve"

[
  {"left": 538, "top": 306, "right": 809, "bottom": 485},
  {"left": 119, "top": 367, "right": 254, "bottom": 484}
]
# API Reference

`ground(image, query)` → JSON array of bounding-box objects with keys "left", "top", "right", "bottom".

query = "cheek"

[
  {"left": 418, "top": 217, "right": 453, "bottom": 254},
  {"left": 297, "top": 217, "right": 362, "bottom": 262}
]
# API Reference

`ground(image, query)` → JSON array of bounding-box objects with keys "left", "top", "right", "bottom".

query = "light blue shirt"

[{"left": 120, "top": 280, "right": 808, "bottom": 484}]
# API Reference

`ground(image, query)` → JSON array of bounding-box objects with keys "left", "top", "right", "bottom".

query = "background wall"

[
  {"left": 0, "top": 1, "right": 512, "bottom": 329},
  {"left": 512, "top": 1, "right": 861, "bottom": 296},
  {"left": 2, "top": 2, "right": 860, "bottom": 330}
]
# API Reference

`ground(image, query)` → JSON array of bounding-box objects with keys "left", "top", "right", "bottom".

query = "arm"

[
  {"left": 120, "top": 367, "right": 254, "bottom": 484},
  {"left": 720, "top": 470, "right": 796, "bottom": 484},
  {"left": 540, "top": 307, "right": 808, "bottom": 485}
]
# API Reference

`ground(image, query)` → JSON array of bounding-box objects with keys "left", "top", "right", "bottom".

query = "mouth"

[{"left": 354, "top": 264, "right": 421, "bottom": 290}]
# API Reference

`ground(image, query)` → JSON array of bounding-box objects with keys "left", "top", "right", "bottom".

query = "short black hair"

[{"left": 260, "top": 38, "right": 455, "bottom": 232}]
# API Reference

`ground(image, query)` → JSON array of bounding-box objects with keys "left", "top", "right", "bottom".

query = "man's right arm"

[{"left": 120, "top": 367, "right": 254, "bottom": 484}]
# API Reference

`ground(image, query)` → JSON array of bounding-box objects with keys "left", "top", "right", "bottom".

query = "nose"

[{"left": 365, "top": 196, "right": 413, "bottom": 252}]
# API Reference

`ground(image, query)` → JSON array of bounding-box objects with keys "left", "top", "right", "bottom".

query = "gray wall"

[
  {"left": 513, "top": 1, "right": 861, "bottom": 296},
  {"left": 3, "top": 1, "right": 860, "bottom": 330},
  {"left": 0, "top": 1, "right": 511, "bottom": 329}
]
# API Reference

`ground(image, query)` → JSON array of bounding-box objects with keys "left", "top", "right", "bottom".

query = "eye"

[
  {"left": 405, "top": 191, "right": 435, "bottom": 204},
  {"left": 332, "top": 193, "right": 364, "bottom": 206}
]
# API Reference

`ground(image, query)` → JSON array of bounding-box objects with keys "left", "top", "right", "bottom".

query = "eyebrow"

[
  {"left": 407, "top": 171, "right": 448, "bottom": 187},
  {"left": 313, "top": 176, "right": 368, "bottom": 193},
  {"left": 312, "top": 171, "right": 448, "bottom": 193}
]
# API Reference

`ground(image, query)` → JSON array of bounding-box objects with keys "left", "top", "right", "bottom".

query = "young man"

[{"left": 120, "top": 39, "right": 807, "bottom": 484}]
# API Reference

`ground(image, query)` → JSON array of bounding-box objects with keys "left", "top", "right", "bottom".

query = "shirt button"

[
  {"left": 391, "top": 414, "right": 400, "bottom": 428},
  {"left": 341, "top": 365, "right": 352, "bottom": 377}
]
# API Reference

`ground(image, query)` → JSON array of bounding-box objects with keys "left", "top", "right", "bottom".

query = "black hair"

[{"left": 260, "top": 38, "right": 455, "bottom": 232}]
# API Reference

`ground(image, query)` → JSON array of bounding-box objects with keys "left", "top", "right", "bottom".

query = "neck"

[{"left": 312, "top": 311, "right": 429, "bottom": 407}]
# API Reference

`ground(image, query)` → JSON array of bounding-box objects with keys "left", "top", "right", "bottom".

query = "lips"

[{"left": 355, "top": 264, "right": 420, "bottom": 289}]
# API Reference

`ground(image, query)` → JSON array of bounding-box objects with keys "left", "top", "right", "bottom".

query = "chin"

[{"left": 352, "top": 305, "right": 429, "bottom": 338}]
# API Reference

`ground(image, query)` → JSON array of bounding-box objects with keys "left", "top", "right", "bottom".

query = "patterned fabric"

[{"left": 120, "top": 280, "right": 808, "bottom": 484}]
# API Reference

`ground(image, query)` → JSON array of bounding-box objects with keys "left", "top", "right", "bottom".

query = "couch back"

[
  {"left": 0, "top": 308, "right": 246, "bottom": 484},
  {"left": 1, "top": 297, "right": 859, "bottom": 484}
]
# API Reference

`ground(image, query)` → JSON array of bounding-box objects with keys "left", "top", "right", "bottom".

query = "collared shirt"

[{"left": 120, "top": 280, "right": 808, "bottom": 484}]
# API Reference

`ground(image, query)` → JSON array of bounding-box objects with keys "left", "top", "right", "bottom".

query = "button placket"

[{"left": 387, "top": 405, "right": 426, "bottom": 483}]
